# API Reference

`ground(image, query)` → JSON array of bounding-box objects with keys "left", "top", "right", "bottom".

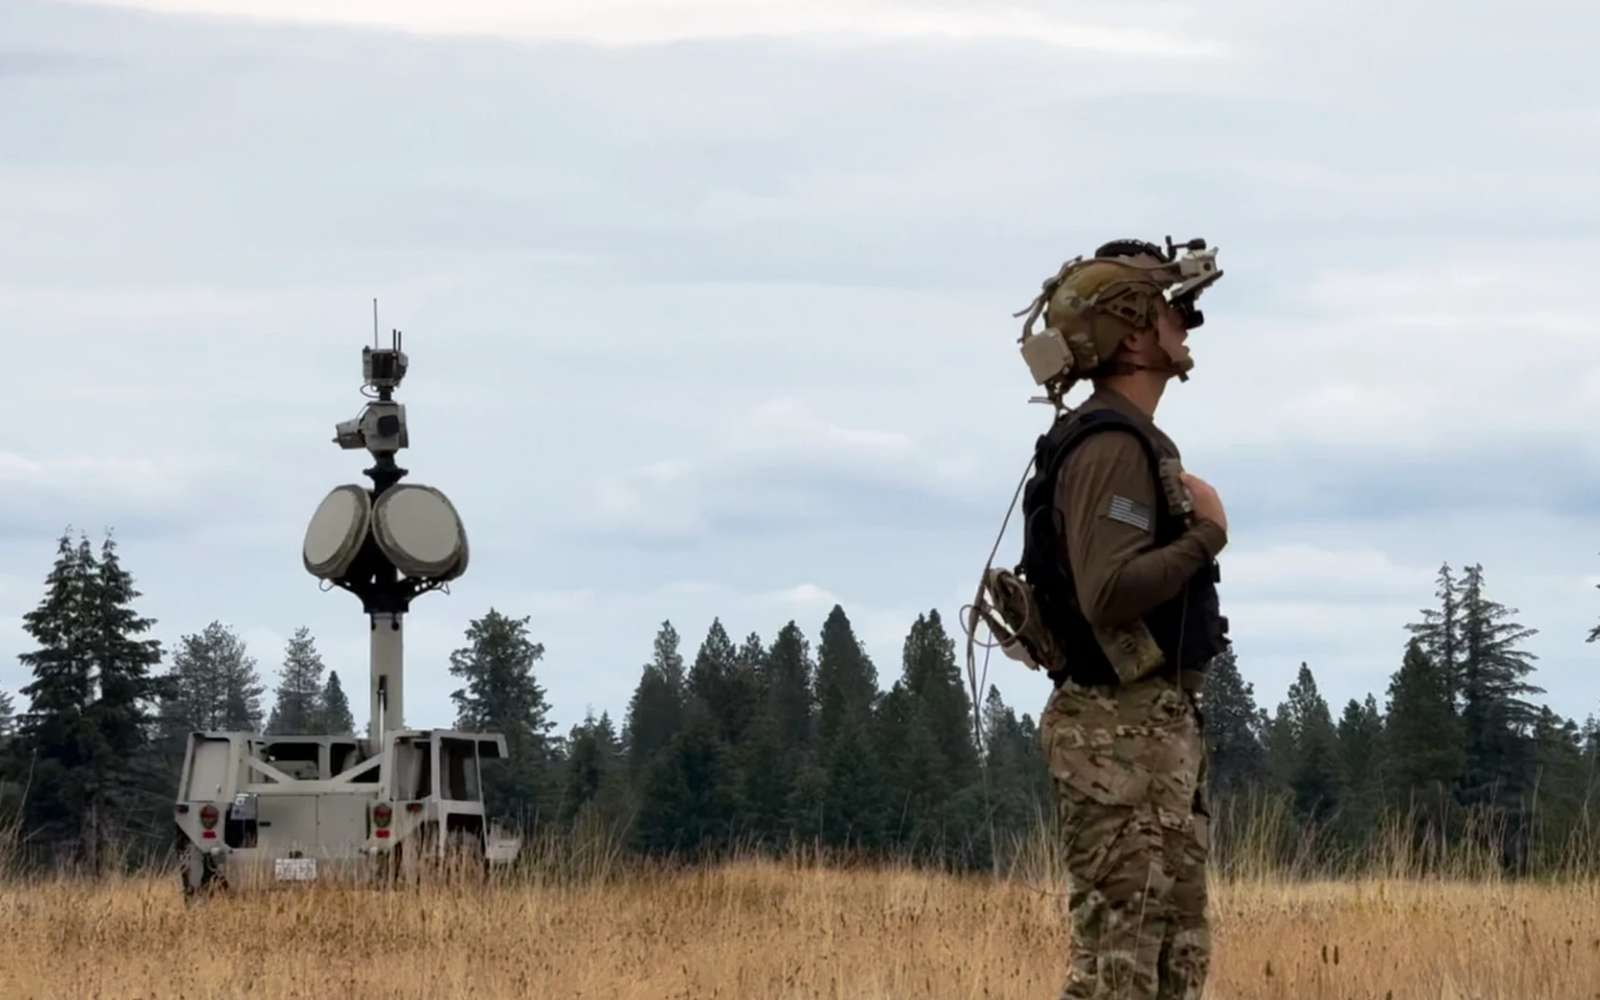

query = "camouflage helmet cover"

[
  {"left": 1043, "top": 258, "right": 1167, "bottom": 370},
  {"left": 1015, "top": 236, "right": 1221, "bottom": 400}
]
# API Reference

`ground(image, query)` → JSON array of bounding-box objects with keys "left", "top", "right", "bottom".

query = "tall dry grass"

[{"left": 3, "top": 807, "right": 1599, "bottom": 1000}]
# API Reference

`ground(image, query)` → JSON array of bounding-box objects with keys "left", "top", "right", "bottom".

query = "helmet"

[{"left": 1015, "top": 236, "right": 1222, "bottom": 404}]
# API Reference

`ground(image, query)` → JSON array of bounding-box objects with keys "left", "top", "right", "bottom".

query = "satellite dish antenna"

[
  {"left": 303, "top": 485, "right": 372, "bottom": 579},
  {"left": 373, "top": 484, "right": 469, "bottom": 581}
]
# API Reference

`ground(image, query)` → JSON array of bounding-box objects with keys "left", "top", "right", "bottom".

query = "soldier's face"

[{"left": 1153, "top": 300, "right": 1194, "bottom": 372}]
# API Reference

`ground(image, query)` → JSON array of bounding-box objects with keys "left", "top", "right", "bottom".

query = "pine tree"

[
  {"left": 633, "top": 704, "right": 735, "bottom": 858},
  {"left": 980, "top": 686, "right": 1014, "bottom": 764},
  {"left": 980, "top": 685, "right": 1049, "bottom": 851},
  {"left": 624, "top": 622, "right": 687, "bottom": 777},
  {"left": 687, "top": 619, "right": 758, "bottom": 744},
  {"left": 314, "top": 671, "right": 356, "bottom": 734},
  {"left": 1282, "top": 663, "right": 1340, "bottom": 824},
  {"left": 1456, "top": 564, "right": 1542, "bottom": 812},
  {"left": 6, "top": 531, "right": 166, "bottom": 867},
  {"left": 1200, "top": 649, "right": 1267, "bottom": 798},
  {"left": 1337, "top": 696, "right": 1384, "bottom": 792},
  {"left": 267, "top": 627, "right": 326, "bottom": 735},
  {"left": 727, "top": 631, "right": 767, "bottom": 745},
  {"left": 1528, "top": 708, "right": 1588, "bottom": 869},
  {"left": 1384, "top": 639, "right": 1464, "bottom": 801},
  {"left": 448, "top": 608, "right": 556, "bottom": 823},
  {"left": 733, "top": 709, "right": 796, "bottom": 848},
  {"left": 84, "top": 535, "right": 165, "bottom": 749},
  {"left": 12, "top": 533, "right": 97, "bottom": 861},
  {"left": 1335, "top": 695, "right": 1385, "bottom": 845},
  {"left": 560, "top": 711, "right": 627, "bottom": 827},
  {"left": 221, "top": 641, "right": 266, "bottom": 733},
  {"left": 654, "top": 621, "right": 686, "bottom": 695},
  {"left": 733, "top": 625, "right": 810, "bottom": 849},
  {"left": 1408, "top": 563, "right": 1463, "bottom": 706},
  {"left": 1583, "top": 716, "right": 1600, "bottom": 834},
  {"left": 1015, "top": 712, "right": 1052, "bottom": 809},
  {"left": 81, "top": 534, "right": 166, "bottom": 865},
  {"left": 873, "top": 682, "right": 946, "bottom": 853},
  {"left": 899, "top": 610, "right": 978, "bottom": 792},
  {"left": 763, "top": 621, "right": 815, "bottom": 754},
  {"left": 687, "top": 619, "right": 735, "bottom": 713},
  {"left": 815, "top": 606, "right": 878, "bottom": 757},
  {"left": 159, "top": 621, "right": 264, "bottom": 739},
  {"left": 1261, "top": 706, "right": 1297, "bottom": 795},
  {"left": 821, "top": 708, "right": 889, "bottom": 852}
]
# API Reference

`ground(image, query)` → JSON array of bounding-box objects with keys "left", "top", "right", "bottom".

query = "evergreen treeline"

[
  {"left": 1202, "top": 563, "right": 1600, "bottom": 874},
  {"left": 3, "top": 532, "right": 1598, "bottom": 877},
  {"left": 443, "top": 607, "right": 1035, "bottom": 868}
]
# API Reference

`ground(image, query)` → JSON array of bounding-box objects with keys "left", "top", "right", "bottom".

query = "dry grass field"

[{"left": 2, "top": 855, "right": 1597, "bottom": 1000}]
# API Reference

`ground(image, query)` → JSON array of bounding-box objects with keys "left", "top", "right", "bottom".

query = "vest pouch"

[
  {"left": 976, "top": 568, "right": 1062, "bottom": 672},
  {"left": 1092, "top": 621, "right": 1166, "bottom": 685}
]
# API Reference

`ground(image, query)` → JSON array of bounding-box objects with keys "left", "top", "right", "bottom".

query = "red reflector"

[
  {"left": 375, "top": 829, "right": 391, "bottom": 839},
  {"left": 405, "top": 803, "right": 423, "bottom": 814},
  {"left": 202, "top": 831, "right": 217, "bottom": 840}
]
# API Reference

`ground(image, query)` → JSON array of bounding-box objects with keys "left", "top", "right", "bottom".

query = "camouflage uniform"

[
  {"left": 1041, "top": 672, "right": 1209, "bottom": 1000},
  {"left": 997, "top": 237, "right": 1227, "bottom": 998}
]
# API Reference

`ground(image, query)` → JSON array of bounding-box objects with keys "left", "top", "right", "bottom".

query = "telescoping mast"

[{"left": 306, "top": 328, "right": 468, "bottom": 739}]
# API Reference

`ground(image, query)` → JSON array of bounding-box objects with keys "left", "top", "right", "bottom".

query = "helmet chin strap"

[{"left": 1101, "top": 354, "right": 1192, "bottom": 382}]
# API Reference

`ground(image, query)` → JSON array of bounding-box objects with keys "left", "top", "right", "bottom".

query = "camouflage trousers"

[{"left": 1039, "top": 673, "right": 1210, "bottom": 1000}]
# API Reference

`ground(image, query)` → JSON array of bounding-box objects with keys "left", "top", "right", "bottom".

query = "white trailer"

[
  {"left": 174, "top": 729, "right": 519, "bottom": 894},
  {"left": 173, "top": 327, "right": 523, "bottom": 894}
]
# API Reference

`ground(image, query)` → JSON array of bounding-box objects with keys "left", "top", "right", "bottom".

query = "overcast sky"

[{"left": 3, "top": 0, "right": 1597, "bottom": 739}]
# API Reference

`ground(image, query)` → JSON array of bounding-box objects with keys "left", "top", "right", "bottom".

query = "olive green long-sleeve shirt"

[{"left": 1053, "top": 388, "right": 1227, "bottom": 629}]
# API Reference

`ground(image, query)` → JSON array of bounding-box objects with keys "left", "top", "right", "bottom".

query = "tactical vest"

[{"left": 1018, "top": 407, "right": 1228, "bottom": 687}]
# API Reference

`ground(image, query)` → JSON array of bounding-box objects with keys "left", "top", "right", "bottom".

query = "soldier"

[{"left": 1005, "top": 237, "right": 1230, "bottom": 999}]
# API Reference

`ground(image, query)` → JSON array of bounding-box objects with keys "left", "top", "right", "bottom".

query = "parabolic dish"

[
  {"left": 372, "top": 484, "right": 468, "bottom": 581},
  {"left": 303, "top": 485, "right": 372, "bottom": 579}
]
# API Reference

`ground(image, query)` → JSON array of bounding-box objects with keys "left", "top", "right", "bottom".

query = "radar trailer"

[{"left": 173, "top": 326, "right": 521, "bottom": 895}]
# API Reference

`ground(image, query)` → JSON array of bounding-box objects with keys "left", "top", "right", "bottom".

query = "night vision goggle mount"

[{"left": 1014, "top": 236, "right": 1222, "bottom": 403}]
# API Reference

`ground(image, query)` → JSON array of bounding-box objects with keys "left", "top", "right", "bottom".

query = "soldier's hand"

[{"left": 1180, "top": 473, "right": 1227, "bottom": 533}]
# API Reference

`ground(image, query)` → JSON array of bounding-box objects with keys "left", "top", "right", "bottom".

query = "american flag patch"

[{"left": 1105, "top": 494, "right": 1153, "bottom": 531}]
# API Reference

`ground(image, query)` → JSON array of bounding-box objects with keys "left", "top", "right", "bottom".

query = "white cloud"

[
  {"left": 586, "top": 460, "right": 709, "bottom": 540},
  {"left": 78, "top": 0, "right": 1229, "bottom": 54},
  {"left": 761, "top": 582, "right": 839, "bottom": 611},
  {"left": 0, "top": 452, "right": 199, "bottom": 495},
  {"left": 518, "top": 588, "right": 601, "bottom": 617},
  {"left": 741, "top": 398, "right": 915, "bottom": 462},
  {"left": 1169, "top": 249, "right": 1600, "bottom": 459},
  {"left": 577, "top": 396, "right": 982, "bottom": 540},
  {"left": 1224, "top": 544, "right": 1430, "bottom": 603},
  {"left": 0, "top": 451, "right": 231, "bottom": 536}
]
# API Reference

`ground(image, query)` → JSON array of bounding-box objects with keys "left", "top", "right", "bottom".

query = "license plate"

[{"left": 275, "top": 858, "right": 317, "bottom": 881}]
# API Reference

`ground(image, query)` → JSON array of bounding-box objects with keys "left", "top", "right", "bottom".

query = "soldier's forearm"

[{"left": 1078, "top": 523, "right": 1224, "bottom": 628}]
